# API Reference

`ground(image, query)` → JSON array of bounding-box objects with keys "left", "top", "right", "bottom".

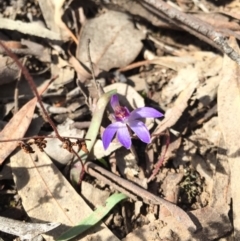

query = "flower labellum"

[{"left": 102, "top": 94, "right": 164, "bottom": 150}]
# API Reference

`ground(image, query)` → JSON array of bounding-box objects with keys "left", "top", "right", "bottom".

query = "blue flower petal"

[
  {"left": 110, "top": 94, "right": 120, "bottom": 110},
  {"left": 128, "top": 120, "right": 151, "bottom": 144},
  {"left": 102, "top": 122, "right": 122, "bottom": 150},
  {"left": 116, "top": 123, "right": 131, "bottom": 149},
  {"left": 128, "top": 107, "right": 163, "bottom": 121}
]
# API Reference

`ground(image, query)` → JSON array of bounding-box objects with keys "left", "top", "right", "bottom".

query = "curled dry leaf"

[{"left": 76, "top": 10, "right": 145, "bottom": 71}]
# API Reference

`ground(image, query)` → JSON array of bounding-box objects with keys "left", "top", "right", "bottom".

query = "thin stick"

[
  {"left": 142, "top": 0, "right": 240, "bottom": 64},
  {"left": 14, "top": 57, "right": 27, "bottom": 114},
  {"left": 148, "top": 130, "right": 170, "bottom": 182},
  {"left": 0, "top": 40, "right": 63, "bottom": 141},
  {"left": 85, "top": 161, "right": 197, "bottom": 231},
  {"left": 0, "top": 135, "right": 90, "bottom": 143},
  {"left": 87, "top": 39, "right": 104, "bottom": 96},
  {"left": 87, "top": 39, "right": 98, "bottom": 90}
]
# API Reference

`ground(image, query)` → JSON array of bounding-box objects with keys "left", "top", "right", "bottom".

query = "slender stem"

[
  {"left": 0, "top": 40, "right": 63, "bottom": 141},
  {"left": 87, "top": 39, "right": 97, "bottom": 92},
  {"left": 0, "top": 135, "right": 90, "bottom": 143},
  {"left": 87, "top": 39, "right": 104, "bottom": 96}
]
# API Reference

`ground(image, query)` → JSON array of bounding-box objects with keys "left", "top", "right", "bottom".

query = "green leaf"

[
  {"left": 70, "top": 89, "right": 117, "bottom": 185},
  {"left": 57, "top": 193, "right": 128, "bottom": 241}
]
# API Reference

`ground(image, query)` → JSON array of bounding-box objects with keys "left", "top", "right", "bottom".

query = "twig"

[
  {"left": 0, "top": 18, "right": 61, "bottom": 41},
  {"left": 87, "top": 39, "right": 97, "bottom": 89},
  {"left": 87, "top": 39, "right": 104, "bottom": 96},
  {"left": 142, "top": 0, "right": 240, "bottom": 64},
  {"left": 0, "top": 135, "right": 89, "bottom": 143},
  {"left": 0, "top": 41, "right": 64, "bottom": 142},
  {"left": 14, "top": 57, "right": 27, "bottom": 114},
  {"left": 85, "top": 161, "right": 197, "bottom": 232},
  {"left": 76, "top": 79, "right": 90, "bottom": 108},
  {"left": 148, "top": 130, "right": 170, "bottom": 182}
]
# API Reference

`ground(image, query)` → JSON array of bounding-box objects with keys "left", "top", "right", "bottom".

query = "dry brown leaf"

[
  {"left": 218, "top": 36, "right": 240, "bottom": 239},
  {"left": 161, "top": 65, "right": 199, "bottom": 108},
  {"left": 53, "top": 0, "right": 78, "bottom": 43},
  {"left": 81, "top": 181, "right": 110, "bottom": 207},
  {"left": 152, "top": 66, "right": 198, "bottom": 140},
  {"left": 11, "top": 148, "right": 119, "bottom": 241},
  {"left": 0, "top": 83, "right": 49, "bottom": 165},
  {"left": 77, "top": 10, "right": 145, "bottom": 71}
]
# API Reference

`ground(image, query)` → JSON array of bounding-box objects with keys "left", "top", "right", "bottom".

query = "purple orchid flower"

[{"left": 102, "top": 94, "right": 163, "bottom": 150}]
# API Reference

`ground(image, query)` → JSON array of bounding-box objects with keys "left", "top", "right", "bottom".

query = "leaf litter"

[{"left": 0, "top": 0, "right": 240, "bottom": 240}]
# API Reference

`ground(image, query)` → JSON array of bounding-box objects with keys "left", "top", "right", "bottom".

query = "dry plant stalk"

[{"left": 0, "top": 40, "right": 87, "bottom": 178}]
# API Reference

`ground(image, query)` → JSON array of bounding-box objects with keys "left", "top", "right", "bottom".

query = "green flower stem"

[{"left": 79, "top": 89, "right": 117, "bottom": 162}]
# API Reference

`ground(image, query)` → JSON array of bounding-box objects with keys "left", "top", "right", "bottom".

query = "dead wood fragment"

[
  {"left": 85, "top": 161, "right": 197, "bottom": 232},
  {"left": 142, "top": 0, "right": 240, "bottom": 65},
  {"left": 0, "top": 18, "right": 62, "bottom": 41}
]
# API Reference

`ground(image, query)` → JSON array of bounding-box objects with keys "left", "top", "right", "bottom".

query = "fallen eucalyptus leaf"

[
  {"left": 0, "top": 81, "right": 50, "bottom": 164},
  {"left": 11, "top": 148, "right": 119, "bottom": 241},
  {"left": 77, "top": 10, "right": 145, "bottom": 71}
]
